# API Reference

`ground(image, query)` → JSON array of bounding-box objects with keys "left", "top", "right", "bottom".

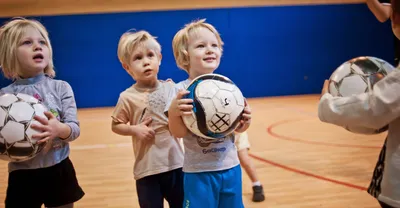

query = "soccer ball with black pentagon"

[
  {"left": 328, "top": 56, "right": 394, "bottom": 97},
  {"left": 183, "top": 73, "right": 245, "bottom": 140},
  {"left": 0, "top": 93, "right": 48, "bottom": 162},
  {"left": 328, "top": 56, "right": 395, "bottom": 134}
]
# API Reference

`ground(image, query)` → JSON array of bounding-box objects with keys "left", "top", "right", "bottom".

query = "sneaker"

[{"left": 252, "top": 185, "right": 265, "bottom": 202}]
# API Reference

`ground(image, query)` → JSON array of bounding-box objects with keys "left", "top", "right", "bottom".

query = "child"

[
  {"left": 322, "top": 2, "right": 400, "bottom": 208},
  {"left": 318, "top": 69, "right": 400, "bottom": 208},
  {"left": 366, "top": 0, "right": 400, "bottom": 66},
  {"left": 0, "top": 17, "right": 84, "bottom": 208},
  {"left": 111, "top": 30, "right": 184, "bottom": 208},
  {"left": 166, "top": 19, "right": 252, "bottom": 208},
  {"left": 235, "top": 132, "right": 265, "bottom": 202}
]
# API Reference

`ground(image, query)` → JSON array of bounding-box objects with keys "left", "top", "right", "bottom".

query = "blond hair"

[
  {"left": 172, "top": 19, "right": 224, "bottom": 72},
  {"left": 0, "top": 17, "right": 55, "bottom": 80},
  {"left": 117, "top": 30, "right": 161, "bottom": 66}
]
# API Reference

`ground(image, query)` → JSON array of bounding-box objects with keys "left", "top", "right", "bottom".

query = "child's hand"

[
  {"left": 169, "top": 90, "right": 193, "bottom": 117},
  {"left": 236, "top": 100, "right": 252, "bottom": 133},
  {"left": 31, "top": 111, "right": 62, "bottom": 144},
  {"left": 133, "top": 117, "right": 155, "bottom": 141},
  {"left": 320, "top": 80, "right": 329, "bottom": 98}
]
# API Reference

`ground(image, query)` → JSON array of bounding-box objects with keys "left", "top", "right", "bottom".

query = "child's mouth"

[
  {"left": 203, "top": 57, "right": 215, "bottom": 61},
  {"left": 33, "top": 54, "right": 44, "bottom": 61}
]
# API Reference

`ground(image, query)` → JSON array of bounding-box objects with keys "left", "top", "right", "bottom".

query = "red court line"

[
  {"left": 267, "top": 119, "right": 381, "bottom": 149},
  {"left": 248, "top": 153, "right": 367, "bottom": 191}
]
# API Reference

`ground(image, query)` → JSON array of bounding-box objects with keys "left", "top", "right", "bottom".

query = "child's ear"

[
  {"left": 158, "top": 53, "right": 163, "bottom": 66},
  {"left": 122, "top": 63, "right": 130, "bottom": 71}
]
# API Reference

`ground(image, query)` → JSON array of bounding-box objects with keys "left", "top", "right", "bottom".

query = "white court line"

[
  {"left": 71, "top": 142, "right": 131, "bottom": 150},
  {"left": 71, "top": 104, "right": 317, "bottom": 151}
]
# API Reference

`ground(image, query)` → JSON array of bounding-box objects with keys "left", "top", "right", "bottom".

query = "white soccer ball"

[
  {"left": 328, "top": 56, "right": 395, "bottom": 134},
  {"left": 182, "top": 73, "right": 245, "bottom": 140},
  {"left": 328, "top": 56, "right": 395, "bottom": 97},
  {"left": 0, "top": 93, "right": 48, "bottom": 162}
]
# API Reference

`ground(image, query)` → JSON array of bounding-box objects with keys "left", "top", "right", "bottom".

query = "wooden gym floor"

[{"left": 0, "top": 95, "right": 386, "bottom": 207}]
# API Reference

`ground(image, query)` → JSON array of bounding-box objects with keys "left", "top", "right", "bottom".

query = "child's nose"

[{"left": 33, "top": 43, "right": 42, "bottom": 51}]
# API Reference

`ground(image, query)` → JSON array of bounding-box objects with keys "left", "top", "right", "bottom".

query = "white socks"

[{"left": 252, "top": 181, "right": 261, "bottom": 187}]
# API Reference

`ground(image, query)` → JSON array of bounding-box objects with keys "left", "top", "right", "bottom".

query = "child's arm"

[
  {"left": 58, "top": 82, "right": 80, "bottom": 142},
  {"left": 111, "top": 94, "right": 155, "bottom": 141},
  {"left": 167, "top": 90, "right": 192, "bottom": 138},
  {"left": 318, "top": 71, "right": 400, "bottom": 129},
  {"left": 112, "top": 121, "right": 136, "bottom": 136},
  {"left": 111, "top": 117, "right": 155, "bottom": 141},
  {"left": 31, "top": 82, "right": 79, "bottom": 144},
  {"left": 366, "top": 0, "right": 391, "bottom": 22}
]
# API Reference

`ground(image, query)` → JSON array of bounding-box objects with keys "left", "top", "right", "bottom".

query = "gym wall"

[{"left": 0, "top": 0, "right": 394, "bottom": 108}]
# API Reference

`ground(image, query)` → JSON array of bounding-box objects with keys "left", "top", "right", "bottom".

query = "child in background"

[
  {"left": 0, "top": 17, "right": 84, "bottom": 208},
  {"left": 235, "top": 132, "right": 265, "bottom": 202},
  {"left": 322, "top": 1, "right": 400, "bottom": 208},
  {"left": 111, "top": 30, "right": 184, "bottom": 208},
  {"left": 166, "top": 19, "right": 252, "bottom": 208}
]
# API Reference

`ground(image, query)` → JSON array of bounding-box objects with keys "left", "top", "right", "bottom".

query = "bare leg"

[
  {"left": 238, "top": 148, "right": 265, "bottom": 202},
  {"left": 238, "top": 148, "right": 259, "bottom": 183}
]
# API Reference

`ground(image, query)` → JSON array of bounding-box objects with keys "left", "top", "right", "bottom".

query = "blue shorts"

[{"left": 183, "top": 165, "right": 243, "bottom": 208}]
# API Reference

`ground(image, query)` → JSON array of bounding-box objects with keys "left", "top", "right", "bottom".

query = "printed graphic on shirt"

[
  {"left": 196, "top": 133, "right": 235, "bottom": 155},
  {"left": 34, "top": 93, "right": 60, "bottom": 120},
  {"left": 33, "top": 93, "right": 43, "bottom": 102},
  {"left": 196, "top": 135, "right": 225, "bottom": 147},
  {"left": 140, "top": 84, "right": 171, "bottom": 128}
]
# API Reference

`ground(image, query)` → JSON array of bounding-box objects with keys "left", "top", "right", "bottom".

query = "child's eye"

[
  {"left": 148, "top": 52, "right": 154, "bottom": 57},
  {"left": 39, "top": 40, "right": 46, "bottom": 45},
  {"left": 197, "top": 44, "right": 204, "bottom": 48},
  {"left": 212, "top": 44, "right": 218, "bottom": 47},
  {"left": 22, "top": 40, "right": 31, "bottom": 45},
  {"left": 134, "top": 55, "right": 142, "bottom": 60}
]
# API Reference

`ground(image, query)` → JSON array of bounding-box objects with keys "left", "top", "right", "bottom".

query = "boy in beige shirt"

[{"left": 111, "top": 30, "right": 184, "bottom": 208}]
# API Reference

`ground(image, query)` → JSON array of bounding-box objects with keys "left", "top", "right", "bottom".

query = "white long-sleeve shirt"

[{"left": 318, "top": 69, "right": 400, "bottom": 207}]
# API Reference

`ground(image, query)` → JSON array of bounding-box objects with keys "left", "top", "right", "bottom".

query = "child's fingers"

[
  {"left": 178, "top": 104, "right": 193, "bottom": 111},
  {"left": 30, "top": 123, "right": 47, "bottom": 132},
  {"left": 321, "top": 79, "right": 329, "bottom": 95},
  {"left": 140, "top": 117, "right": 152, "bottom": 126},
  {"left": 149, "top": 129, "right": 156, "bottom": 137},
  {"left": 181, "top": 111, "right": 193, "bottom": 116},
  {"left": 145, "top": 131, "right": 155, "bottom": 140},
  {"left": 33, "top": 115, "right": 49, "bottom": 125},
  {"left": 31, "top": 131, "right": 50, "bottom": 140},
  {"left": 242, "top": 114, "right": 251, "bottom": 120},
  {"left": 37, "top": 136, "right": 51, "bottom": 144},
  {"left": 243, "top": 107, "right": 251, "bottom": 114},
  {"left": 178, "top": 98, "right": 193, "bottom": 104},
  {"left": 175, "top": 90, "right": 190, "bottom": 99},
  {"left": 44, "top": 111, "right": 55, "bottom": 120}
]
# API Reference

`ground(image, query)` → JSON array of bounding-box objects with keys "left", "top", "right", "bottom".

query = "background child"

[
  {"left": 318, "top": 67, "right": 400, "bottom": 208},
  {"left": 0, "top": 17, "right": 84, "bottom": 208},
  {"left": 366, "top": 0, "right": 400, "bottom": 66},
  {"left": 235, "top": 132, "right": 265, "bottom": 202},
  {"left": 111, "top": 30, "right": 184, "bottom": 208},
  {"left": 166, "top": 19, "right": 252, "bottom": 208},
  {"left": 325, "top": 2, "right": 400, "bottom": 208}
]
